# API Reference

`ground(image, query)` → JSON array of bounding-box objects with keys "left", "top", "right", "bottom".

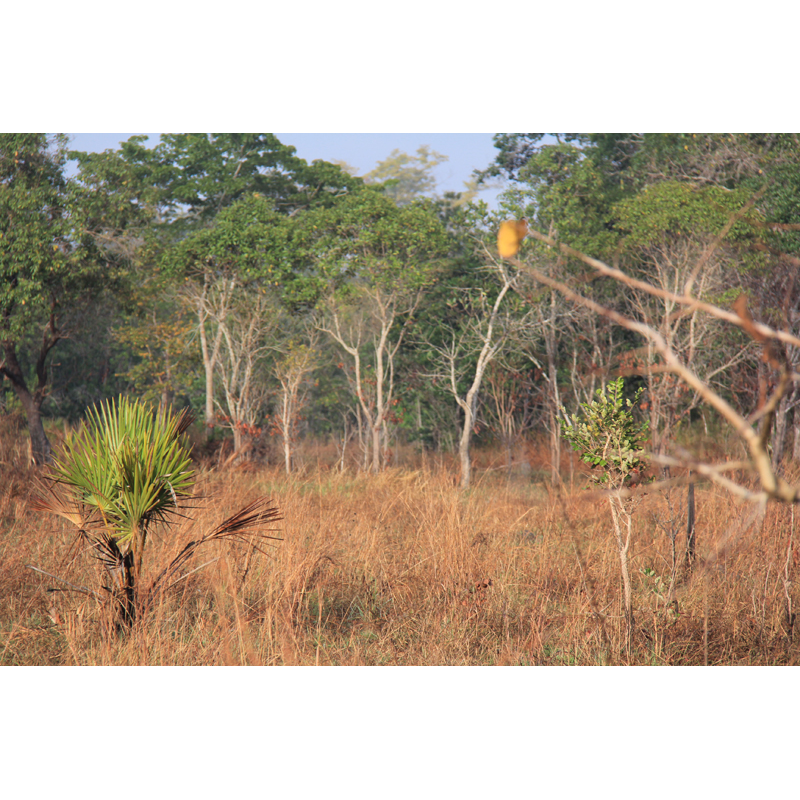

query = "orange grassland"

[{"left": 1, "top": 414, "right": 798, "bottom": 666}]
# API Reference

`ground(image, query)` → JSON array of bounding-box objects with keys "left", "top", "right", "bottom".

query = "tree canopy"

[{"left": 4, "top": 131, "right": 800, "bottom": 484}]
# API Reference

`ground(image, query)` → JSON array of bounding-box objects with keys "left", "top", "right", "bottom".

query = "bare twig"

[{"left": 511, "top": 206, "right": 800, "bottom": 504}]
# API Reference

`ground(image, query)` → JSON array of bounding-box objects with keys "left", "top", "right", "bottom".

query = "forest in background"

[
  {"left": 4, "top": 132, "right": 800, "bottom": 665},
  {"left": 3, "top": 133, "right": 800, "bottom": 486}
]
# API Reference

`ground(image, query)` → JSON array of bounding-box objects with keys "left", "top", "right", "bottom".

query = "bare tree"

[
  {"left": 271, "top": 325, "right": 318, "bottom": 474},
  {"left": 213, "top": 291, "right": 277, "bottom": 459},
  {"left": 482, "top": 359, "right": 540, "bottom": 470},
  {"left": 181, "top": 273, "right": 236, "bottom": 434},
  {"left": 425, "top": 254, "right": 535, "bottom": 489},
  {"left": 319, "top": 284, "right": 420, "bottom": 473},
  {"left": 623, "top": 234, "right": 752, "bottom": 456},
  {"left": 515, "top": 219, "right": 800, "bottom": 505}
]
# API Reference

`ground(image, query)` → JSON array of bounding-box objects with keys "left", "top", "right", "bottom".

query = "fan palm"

[{"left": 32, "top": 397, "right": 280, "bottom": 630}]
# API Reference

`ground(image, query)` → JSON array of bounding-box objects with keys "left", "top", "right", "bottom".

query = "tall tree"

[
  {"left": 103, "top": 133, "right": 362, "bottom": 236},
  {"left": 421, "top": 203, "right": 536, "bottom": 488},
  {"left": 162, "top": 194, "right": 313, "bottom": 433},
  {"left": 0, "top": 134, "right": 146, "bottom": 463},
  {"left": 364, "top": 146, "right": 449, "bottom": 206},
  {"left": 431, "top": 257, "right": 531, "bottom": 489},
  {"left": 312, "top": 190, "right": 450, "bottom": 471}
]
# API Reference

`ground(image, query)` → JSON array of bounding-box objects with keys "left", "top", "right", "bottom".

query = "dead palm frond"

[{"left": 144, "top": 497, "right": 282, "bottom": 607}]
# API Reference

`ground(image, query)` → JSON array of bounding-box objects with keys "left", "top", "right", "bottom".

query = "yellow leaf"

[{"left": 497, "top": 219, "right": 528, "bottom": 259}]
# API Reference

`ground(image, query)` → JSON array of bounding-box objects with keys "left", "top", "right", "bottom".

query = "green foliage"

[
  {"left": 1, "top": 135, "right": 78, "bottom": 336},
  {"left": 305, "top": 189, "right": 451, "bottom": 296},
  {"left": 1, "top": 134, "right": 154, "bottom": 345},
  {"left": 561, "top": 377, "right": 649, "bottom": 486},
  {"left": 50, "top": 397, "right": 195, "bottom": 547},
  {"left": 1, "top": 134, "right": 152, "bottom": 464},
  {"left": 494, "top": 140, "right": 624, "bottom": 262},
  {"left": 112, "top": 286, "right": 200, "bottom": 410},
  {"left": 482, "top": 133, "right": 800, "bottom": 267},
  {"left": 476, "top": 134, "right": 548, "bottom": 182},
  {"left": 614, "top": 181, "right": 762, "bottom": 248},
  {"left": 364, "top": 145, "right": 448, "bottom": 206},
  {"left": 108, "top": 133, "right": 362, "bottom": 234}
]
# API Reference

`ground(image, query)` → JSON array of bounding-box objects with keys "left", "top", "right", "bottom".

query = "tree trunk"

[
  {"left": 609, "top": 495, "right": 635, "bottom": 638},
  {"left": 96, "top": 534, "right": 136, "bottom": 632},
  {"left": 371, "top": 423, "right": 381, "bottom": 473},
  {"left": 282, "top": 388, "right": 293, "bottom": 473},
  {"left": 232, "top": 424, "right": 244, "bottom": 459},
  {"left": 2, "top": 341, "right": 53, "bottom": 465},
  {"left": 544, "top": 292, "right": 562, "bottom": 487},
  {"left": 771, "top": 389, "right": 792, "bottom": 469},
  {"left": 548, "top": 400, "right": 561, "bottom": 487},
  {"left": 192, "top": 274, "right": 232, "bottom": 439},
  {"left": 284, "top": 437, "right": 293, "bottom": 474},
  {"left": 686, "top": 476, "right": 696, "bottom": 569},
  {"left": 794, "top": 407, "right": 800, "bottom": 462},
  {"left": 458, "top": 414, "right": 473, "bottom": 490}
]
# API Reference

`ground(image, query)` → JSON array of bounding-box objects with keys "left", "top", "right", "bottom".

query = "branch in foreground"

[
  {"left": 525, "top": 227, "right": 800, "bottom": 352},
  {"left": 509, "top": 233, "right": 799, "bottom": 503}
]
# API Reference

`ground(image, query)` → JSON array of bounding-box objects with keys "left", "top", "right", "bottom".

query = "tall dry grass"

[{"left": 1, "top": 420, "right": 797, "bottom": 665}]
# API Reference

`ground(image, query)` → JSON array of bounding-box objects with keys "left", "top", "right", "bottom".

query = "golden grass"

[{"left": 1, "top": 421, "right": 798, "bottom": 665}]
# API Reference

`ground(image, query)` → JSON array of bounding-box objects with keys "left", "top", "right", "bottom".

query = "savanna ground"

[{"left": 1, "top": 413, "right": 798, "bottom": 666}]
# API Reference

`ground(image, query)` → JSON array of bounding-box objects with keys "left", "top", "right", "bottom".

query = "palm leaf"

[
  {"left": 47, "top": 397, "right": 196, "bottom": 547},
  {"left": 144, "top": 497, "right": 282, "bottom": 605}
]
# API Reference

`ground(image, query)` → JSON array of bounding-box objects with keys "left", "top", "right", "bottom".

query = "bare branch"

[
  {"left": 526, "top": 229, "right": 800, "bottom": 352},
  {"left": 509, "top": 242, "right": 799, "bottom": 503}
]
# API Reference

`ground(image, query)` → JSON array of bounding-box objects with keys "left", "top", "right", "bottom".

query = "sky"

[{"left": 66, "top": 132, "right": 508, "bottom": 208}]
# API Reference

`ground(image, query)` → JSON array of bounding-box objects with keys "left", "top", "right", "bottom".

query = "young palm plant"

[{"left": 31, "top": 397, "right": 281, "bottom": 631}]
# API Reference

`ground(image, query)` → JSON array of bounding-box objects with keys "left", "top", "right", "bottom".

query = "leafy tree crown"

[{"left": 560, "top": 377, "right": 649, "bottom": 485}]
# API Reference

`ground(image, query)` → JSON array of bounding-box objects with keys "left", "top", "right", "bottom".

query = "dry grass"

[{"left": 1, "top": 421, "right": 798, "bottom": 666}]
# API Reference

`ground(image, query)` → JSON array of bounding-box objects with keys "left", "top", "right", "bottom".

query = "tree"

[
  {"left": 213, "top": 291, "right": 278, "bottom": 459},
  {"left": 482, "top": 359, "right": 540, "bottom": 469},
  {"left": 613, "top": 181, "right": 762, "bottom": 454},
  {"left": 425, "top": 241, "right": 533, "bottom": 489},
  {"left": 69, "top": 135, "right": 361, "bottom": 444},
  {"left": 270, "top": 324, "right": 319, "bottom": 474},
  {"left": 104, "top": 133, "right": 362, "bottom": 237},
  {"left": 364, "top": 146, "right": 449, "bottom": 206},
  {"left": 162, "top": 194, "right": 307, "bottom": 432},
  {"left": 312, "top": 190, "right": 450, "bottom": 472},
  {"left": 561, "top": 377, "right": 649, "bottom": 636},
  {"left": 112, "top": 280, "right": 199, "bottom": 413},
  {"left": 0, "top": 134, "right": 146, "bottom": 464},
  {"left": 488, "top": 133, "right": 800, "bottom": 472},
  {"left": 514, "top": 208, "right": 800, "bottom": 505}
]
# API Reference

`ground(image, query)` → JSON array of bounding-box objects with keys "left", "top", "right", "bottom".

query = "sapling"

[{"left": 561, "top": 376, "right": 649, "bottom": 637}]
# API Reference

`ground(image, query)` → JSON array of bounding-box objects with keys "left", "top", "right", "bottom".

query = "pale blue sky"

[{"left": 66, "top": 132, "right": 507, "bottom": 207}]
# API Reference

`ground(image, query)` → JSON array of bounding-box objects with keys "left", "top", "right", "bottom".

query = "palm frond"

[
  {"left": 47, "top": 397, "right": 196, "bottom": 546},
  {"left": 206, "top": 497, "right": 283, "bottom": 541},
  {"left": 29, "top": 479, "right": 88, "bottom": 528},
  {"left": 25, "top": 565, "right": 101, "bottom": 599},
  {"left": 144, "top": 497, "right": 282, "bottom": 606}
]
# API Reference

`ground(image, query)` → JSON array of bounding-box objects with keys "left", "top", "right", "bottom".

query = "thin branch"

[
  {"left": 510, "top": 246, "right": 799, "bottom": 503},
  {"left": 526, "top": 229, "right": 800, "bottom": 352}
]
